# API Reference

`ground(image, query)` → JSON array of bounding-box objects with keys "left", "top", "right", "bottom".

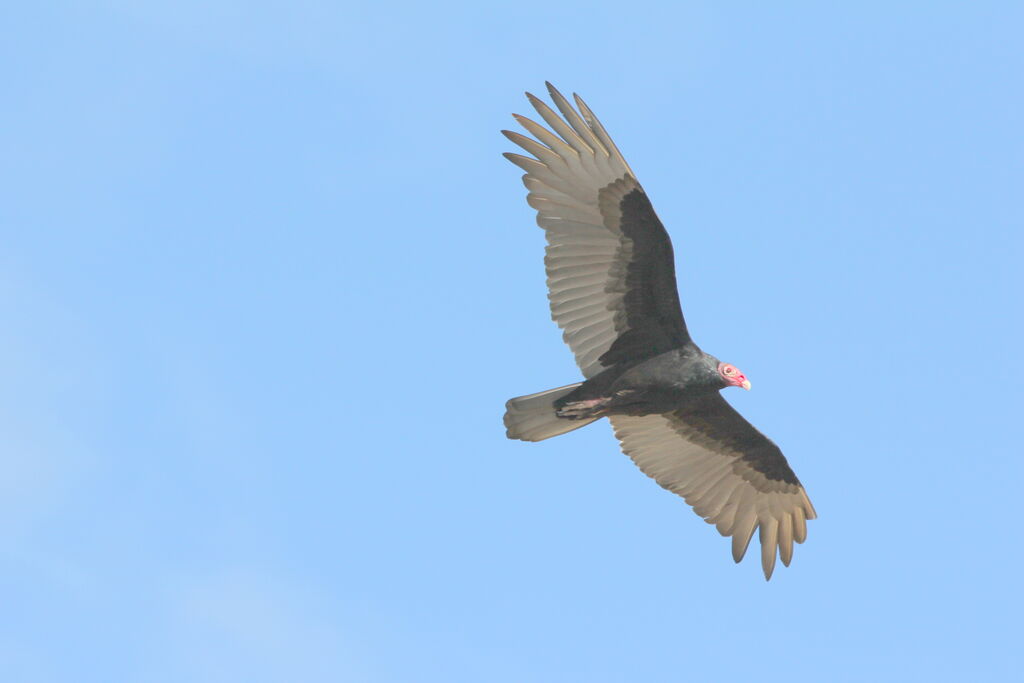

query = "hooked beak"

[{"left": 741, "top": 379, "right": 751, "bottom": 391}]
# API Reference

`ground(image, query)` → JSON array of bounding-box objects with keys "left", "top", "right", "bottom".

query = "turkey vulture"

[{"left": 502, "top": 83, "right": 816, "bottom": 580}]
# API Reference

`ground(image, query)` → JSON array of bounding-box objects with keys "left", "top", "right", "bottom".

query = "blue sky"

[{"left": 2, "top": 2, "right": 1022, "bottom": 681}]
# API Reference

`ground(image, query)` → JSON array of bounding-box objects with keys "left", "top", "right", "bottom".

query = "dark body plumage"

[
  {"left": 556, "top": 348, "right": 724, "bottom": 416},
  {"left": 502, "top": 84, "right": 815, "bottom": 579}
]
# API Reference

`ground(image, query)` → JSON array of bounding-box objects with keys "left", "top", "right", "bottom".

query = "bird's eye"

[{"left": 723, "top": 366, "right": 735, "bottom": 375}]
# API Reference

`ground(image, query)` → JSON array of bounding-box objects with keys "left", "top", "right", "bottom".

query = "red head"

[{"left": 717, "top": 362, "right": 751, "bottom": 391}]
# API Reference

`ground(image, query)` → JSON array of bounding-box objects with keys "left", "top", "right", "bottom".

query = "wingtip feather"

[
  {"left": 778, "top": 513, "right": 794, "bottom": 567},
  {"left": 760, "top": 519, "right": 779, "bottom": 580},
  {"left": 732, "top": 514, "right": 757, "bottom": 563}
]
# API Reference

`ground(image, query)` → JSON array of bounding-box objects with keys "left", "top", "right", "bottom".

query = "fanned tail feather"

[{"left": 504, "top": 383, "right": 597, "bottom": 441}]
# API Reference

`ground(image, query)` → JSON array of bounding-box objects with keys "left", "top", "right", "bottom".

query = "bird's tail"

[{"left": 504, "top": 383, "right": 598, "bottom": 442}]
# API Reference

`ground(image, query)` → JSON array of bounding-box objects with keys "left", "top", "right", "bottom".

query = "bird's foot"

[{"left": 556, "top": 397, "right": 610, "bottom": 420}]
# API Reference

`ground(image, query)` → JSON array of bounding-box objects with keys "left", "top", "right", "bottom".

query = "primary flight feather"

[{"left": 502, "top": 83, "right": 816, "bottom": 580}]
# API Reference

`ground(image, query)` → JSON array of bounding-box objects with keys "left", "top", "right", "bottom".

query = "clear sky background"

[{"left": 2, "top": 2, "right": 1022, "bottom": 681}]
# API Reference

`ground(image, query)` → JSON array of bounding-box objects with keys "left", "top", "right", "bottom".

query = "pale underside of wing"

[
  {"left": 503, "top": 84, "right": 643, "bottom": 378},
  {"left": 608, "top": 413, "right": 816, "bottom": 580}
]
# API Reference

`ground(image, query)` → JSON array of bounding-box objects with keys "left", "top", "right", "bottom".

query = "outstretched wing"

[
  {"left": 609, "top": 395, "right": 816, "bottom": 579},
  {"left": 504, "top": 83, "right": 691, "bottom": 378}
]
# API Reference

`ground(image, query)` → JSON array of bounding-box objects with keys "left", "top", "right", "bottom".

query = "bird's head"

[{"left": 717, "top": 361, "right": 751, "bottom": 391}]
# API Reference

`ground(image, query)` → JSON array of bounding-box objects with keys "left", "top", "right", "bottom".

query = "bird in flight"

[{"left": 502, "top": 83, "right": 815, "bottom": 580}]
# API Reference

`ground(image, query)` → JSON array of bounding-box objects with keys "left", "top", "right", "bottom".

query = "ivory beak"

[{"left": 741, "top": 379, "right": 752, "bottom": 391}]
